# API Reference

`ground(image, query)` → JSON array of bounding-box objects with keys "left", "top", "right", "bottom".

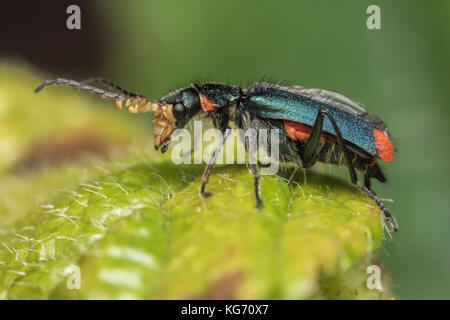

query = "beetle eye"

[{"left": 173, "top": 102, "right": 186, "bottom": 119}]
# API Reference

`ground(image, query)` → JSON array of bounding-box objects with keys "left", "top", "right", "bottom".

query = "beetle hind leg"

[
  {"left": 357, "top": 182, "right": 399, "bottom": 234},
  {"left": 304, "top": 109, "right": 398, "bottom": 235}
]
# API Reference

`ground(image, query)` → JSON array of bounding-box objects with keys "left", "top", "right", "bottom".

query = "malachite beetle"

[{"left": 35, "top": 78, "right": 398, "bottom": 235}]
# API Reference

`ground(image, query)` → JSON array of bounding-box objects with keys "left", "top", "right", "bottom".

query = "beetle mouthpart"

[
  {"left": 159, "top": 137, "right": 171, "bottom": 153},
  {"left": 114, "top": 96, "right": 177, "bottom": 151},
  {"left": 152, "top": 104, "right": 177, "bottom": 150}
]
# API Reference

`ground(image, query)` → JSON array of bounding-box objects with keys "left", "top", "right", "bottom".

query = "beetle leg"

[
  {"left": 357, "top": 182, "right": 398, "bottom": 234},
  {"left": 314, "top": 109, "right": 359, "bottom": 184},
  {"left": 249, "top": 164, "right": 262, "bottom": 208},
  {"left": 239, "top": 112, "right": 263, "bottom": 208},
  {"left": 364, "top": 171, "right": 372, "bottom": 189},
  {"left": 317, "top": 109, "right": 398, "bottom": 235},
  {"left": 300, "top": 110, "right": 326, "bottom": 168},
  {"left": 245, "top": 136, "right": 263, "bottom": 208},
  {"left": 200, "top": 128, "right": 231, "bottom": 198}
]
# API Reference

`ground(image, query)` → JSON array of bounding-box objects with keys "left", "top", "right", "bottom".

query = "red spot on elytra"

[
  {"left": 373, "top": 129, "right": 394, "bottom": 161},
  {"left": 284, "top": 120, "right": 312, "bottom": 140},
  {"left": 200, "top": 94, "right": 216, "bottom": 111},
  {"left": 283, "top": 120, "right": 336, "bottom": 144}
]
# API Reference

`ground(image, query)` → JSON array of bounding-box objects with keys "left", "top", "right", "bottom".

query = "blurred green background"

[{"left": 1, "top": 0, "right": 449, "bottom": 299}]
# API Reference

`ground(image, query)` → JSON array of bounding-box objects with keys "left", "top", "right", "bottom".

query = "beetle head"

[
  {"left": 152, "top": 87, "right": 202, "bottom": 152},
  {"left": 152, "top": 83, "right": 241, "bottom": 152}
]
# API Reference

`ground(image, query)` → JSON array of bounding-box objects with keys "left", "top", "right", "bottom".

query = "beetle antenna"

[
  {"left": 34, "top": 78, "right": 162, "bottom": 113},
  {"left": 34, "top": 78, "right": 127, "bottom": 101},
  {"left": 78, "top": 77, "right": 139, "bottom": 98}
]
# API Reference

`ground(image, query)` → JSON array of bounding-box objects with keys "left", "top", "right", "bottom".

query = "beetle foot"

[
  {"left": 386, "top": 217, "right": 399, "bottom": 236},
  {"left": 200, "top": 183, "right": 213, "bottom": 199},
  {"left": 201, "top": 192, "right": 213, "bottom": 199},
  {"left": 255, "top": 199, "right": 263, "bottom": 209}
]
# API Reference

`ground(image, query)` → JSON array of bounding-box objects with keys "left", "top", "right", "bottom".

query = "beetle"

[{"left": 35, "top": 78, "right": 398, "bottom": 234}]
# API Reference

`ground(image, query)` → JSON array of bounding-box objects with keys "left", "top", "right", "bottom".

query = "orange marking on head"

[
  {"left": 199, "top": 94, "right": 216, "bottom": 111},
  {"left": 283, "top": 120, "right": 312, "bottom": 141},
  {"left": 373, "top": 129, "right": 394, "bottom": 161}
]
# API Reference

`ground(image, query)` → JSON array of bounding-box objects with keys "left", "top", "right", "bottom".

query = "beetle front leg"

[{"left": 200, "top": 128, "right": 231, "bottom": 198}]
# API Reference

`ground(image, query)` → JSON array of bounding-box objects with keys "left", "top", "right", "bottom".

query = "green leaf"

[{"left": 0, "top": 156, "right": 388, "bottom": 299}]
